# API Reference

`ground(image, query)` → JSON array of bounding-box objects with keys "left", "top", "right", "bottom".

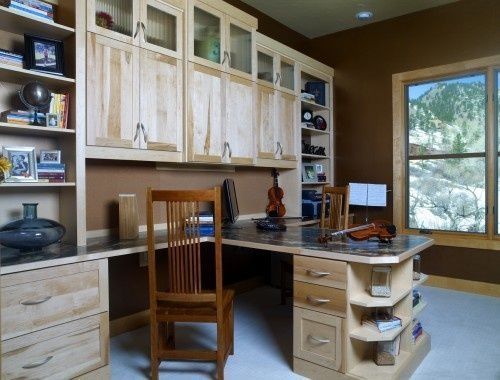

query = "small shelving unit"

[
  {"left": 300, "top": 99, "right": 330, "bottom": 112},
  {"left": 301, "top": 126, "right": 329, "bottom": 136},
  {"left": 350, "top": 287, "right": 411, "bottom": 308},
  {"left": 349, "top": 316, "right": 411, "bottom": 342},
  {"left": 0, "top": 1, "right": 86, "bottom": 245}
]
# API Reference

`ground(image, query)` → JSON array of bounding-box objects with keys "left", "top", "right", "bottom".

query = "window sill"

[{"left": 402, "top": 229, "right": 500, "bottom": 251}]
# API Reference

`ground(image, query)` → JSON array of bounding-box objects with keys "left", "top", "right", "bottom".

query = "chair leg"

[
  {"left": 217, "top": 322, "right": 225, "bottom": 380},
  {"left": 150, "top": 318, "right": 159, "bottom": 380},
  {"left": 229, "top": 302, "right": 234, "bottom": 355}
]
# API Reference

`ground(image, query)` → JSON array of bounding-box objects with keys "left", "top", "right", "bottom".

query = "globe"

[{"left": 18, "top": 81, "right": 52, "bottom": 126}]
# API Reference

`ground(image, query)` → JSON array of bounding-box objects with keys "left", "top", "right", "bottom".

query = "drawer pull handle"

[
  {"left": 307, "top": 269, "right": 330, "bottom": 277},
  {"left": 306, "top": 295, "right": 330, "bottom": 304},
  {"left": 22, "top": 356, "right": 53, "bottom": 369},
  {"left": 308, "top": 335, "right": 330, "bottom": 344},
  {"left": 21, "top": 296, "right": 52, "bottom": 306}
]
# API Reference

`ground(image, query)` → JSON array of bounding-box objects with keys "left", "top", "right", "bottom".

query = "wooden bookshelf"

[
  {"left": 349, "top": 316, "right": 411, "bottom": 342},
  {"left": 0, "top": 122, "right": 75, "bottom": 136},
  {"left": 301, "top": 126, "right": 330, "bottom": 136},
  {"left": 0, "top": 182, "right": 76, "bottom": 187},
  {"left": 300, "top": 99, "right": 331, "bottom": 112},
  {"left": 0, "top": 6, "right": 75, "bottom": 39},
  {"left": 302, "top": 153, "right": 330, "bottom": 160},
  {"left": 0, "top": 63, "right": 75, "bottom": 88}
]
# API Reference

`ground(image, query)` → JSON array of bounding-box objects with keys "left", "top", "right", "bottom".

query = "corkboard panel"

[{"left": 86, "top": 160, "right": 276, "bottom": 231}]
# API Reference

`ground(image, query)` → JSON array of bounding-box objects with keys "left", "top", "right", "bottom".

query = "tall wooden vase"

[{"left": 119, "top": 194, "right": 139, "bottom": 240}]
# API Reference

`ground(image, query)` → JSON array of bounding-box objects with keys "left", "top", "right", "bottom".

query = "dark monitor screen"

[{"left": 222, "top": 178, "right": 239, "bottom": 224}]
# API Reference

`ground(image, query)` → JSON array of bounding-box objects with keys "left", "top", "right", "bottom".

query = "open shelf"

[
  {"left": 412, "top": 300, "right": 427, "bottom": 317},
  {"left": 0, "top": 6, "right": 75, "bottom": 40},
  {"left": 0, "top": 182, "right": 76, "bottom": 188},
  {"left": 413, "top": 273, "right": 428, "bottom": 288},
  {"left": 349, "top": 332, "right": 430, "bottom": 380},
  {"left": 0, "top": 63, "right": 75, "bottom": 88},
  {"left": 350, "top": 316, "right": 411, "bottom": 342},
  {"left": 0, "top": 122, "right": 75, "bottom": 137},
  {"left": 301, "top": 126, "right": 330, "bottom": 136},
  {"left": 302, "top": 182, "right": 329, "bottom": 186},
  {"left": 301, "top": 99, "right": 330, "bottom": 112},
  {"left": 302, "top": 153, "right": 330, "bottom": 160},
  {"left": 350, "top": 287, "right": 410, "bottom": 308}
]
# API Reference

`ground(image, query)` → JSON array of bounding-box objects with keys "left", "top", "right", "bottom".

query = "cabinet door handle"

[
  {"left": 308, "top": 335, "right": 330, "bottom": 344},
  {"left": 277, "top": 73, "right": 282, "bottom": 86},
  {"left": 278, "top": 141, "right": 283, "bottom": 155},
  {"left": 306, "top": 295, "right": 330, "bottom": 304},
  {"left": 141, "top": 22, "right": 147, "bottom": 43},
  {"left": 228, "top": 142, "right": 232, "bottom": 158},
  {"left": 222, "top": 141, "right": 228, "bottom": 158},
  {"left": 22, "top": 356, "right": 53, "bottom": 369},
  {"left": 20, "top": 295, "right": 52, "bottom": 306},
  {"left": 134, "top": 123, "right": 140, "bottom": 142},
  {"left": 141, "top": 123, "right": 148, "bottom": 143},
  {"left": 306, "top": 269, "right": 331, "bottom": 277},
  {"left": 133, "top": 20, "right": 141, "bottom": 39},
  {"left": 275, "top": 142, "right": 280, "bottom": 155},
  {"left": 222, "top": 51, "right": 228, "bottom": 65},
  {"left": 274, "top": 73, "right": 280, "bottom": 85}
]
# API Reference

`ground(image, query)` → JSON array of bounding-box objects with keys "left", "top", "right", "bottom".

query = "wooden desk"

[{"left": 1, "top": 222, "right": 433, "bottom": 379}]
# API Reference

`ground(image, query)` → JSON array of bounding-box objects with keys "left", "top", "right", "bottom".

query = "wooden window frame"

[{"left": 393, "top": 54, "right": 500, "bottom": 249}]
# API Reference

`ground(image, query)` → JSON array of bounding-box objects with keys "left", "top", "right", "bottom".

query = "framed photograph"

[
  {"left": 302, "top": 163, "right": 317, "bottom": 183},
  {"left": 40, "top": 150, "right": 61, "bottom": 164},
  {"left": 315, "top": 164, "right": 324, "bottom": 174},
  {"left": 46, "top": 113, "right": 59, "bottom": 128},
  {"left": 2, "top": 147, "right": 37, "bottom": 182},
  {"left": 24, "top": 34, "right": 64, "bottom": 76}
]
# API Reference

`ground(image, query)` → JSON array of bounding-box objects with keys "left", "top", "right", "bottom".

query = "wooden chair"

[
  {"left": 146, "top": 187, "right": 234, "bottom": 380},
  {"left": 320, "top": 186, "right": 350, "bottom": 230}
]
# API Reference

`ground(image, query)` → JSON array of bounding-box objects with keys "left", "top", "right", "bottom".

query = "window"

[{"left": 393, "top": 56, "right": 500, "bottom": 248}]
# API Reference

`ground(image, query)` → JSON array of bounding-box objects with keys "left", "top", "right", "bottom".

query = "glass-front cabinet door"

[
  {"left": 141, "top": 0, "right": 183, "bottom": 59},
  {"left": 88, "top": 0, "right": 140, "bottom": 44},
  {"left": 256, "top": 45, "right": 276, "bottom": 89},
  {"left": 279, "top": 56, "right": 296, "bottom": 95},
  {"left": 227, "top": 17, "right": 254, "bottom": 81},
  {"left": 189, "top": 0, "right": 225, "bottom": 70}
]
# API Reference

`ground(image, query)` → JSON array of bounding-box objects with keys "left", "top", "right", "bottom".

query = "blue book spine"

[
  {"left": 12, "top": 0, "right": 53, "bottom": 13},
  {"left": 9, "top": 3, "right": 53, "bottom": 20}
]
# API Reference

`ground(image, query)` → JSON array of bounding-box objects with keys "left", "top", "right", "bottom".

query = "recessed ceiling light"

[{"left": 356, "top": 11, "right": 373, "bottom": 21}]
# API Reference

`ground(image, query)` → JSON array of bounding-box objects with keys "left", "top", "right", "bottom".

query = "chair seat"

[{"left": 156, "top": 289, "right": 234, "bottom": 323}]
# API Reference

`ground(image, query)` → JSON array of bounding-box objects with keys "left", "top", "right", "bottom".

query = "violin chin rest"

[{"left": 387, "top": 225, "right": 397, "bottom": 235}]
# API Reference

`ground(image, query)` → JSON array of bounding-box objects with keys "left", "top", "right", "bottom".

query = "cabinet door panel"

[
  {"left": 227, "top": 16, "right": 254, "bottom": 81},
  {"left": 87, "top": 33, "right": 139, "bottom": 148},
  {"left": 187, "top": 63, "right": 224, "bottom": 162},
  {"left": 277, "top": 91, "right": 297, "bottom": 161},
  {"left": 140, "top": 50, "right": 182, "bottom": 153},
  {"left": 225, "top": 75, "right": 254, "bottom": 164},
  {"left": 256, "top": 85, "right": 276, "bottom": 159},
  {"left": 141, "top": 0, "right": 183, "bottom": 59},
  {"left": 87, "top": 0, "right": 139, "bottom": 45}
]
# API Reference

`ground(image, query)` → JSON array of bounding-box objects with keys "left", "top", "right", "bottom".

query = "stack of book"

[
  {"left": 36, "top": 163, "right": 65, "bottom": 182},
  {"left": 362, "top": 311, "right": 402, "bottom": 333},
  {"left": 0, "top": 49, "right": 23, "bottom": 68},
  {"left": 185, "top": 212, "right": 214, "bottom": 236},
  {"left": 49, "top": 93, "right": 69, "bottom": 128},
  {"left": 301, "top": 121, "right": 315, "bottom": 129},
  {"left": 1, "top": 109, "right": 46, "bottom": 125},
  {"left": 412, "top": 319, "right": 423, "bottom": 343},
  {"left": 1, "top": 0, "right": 55, "bottom": 22}
]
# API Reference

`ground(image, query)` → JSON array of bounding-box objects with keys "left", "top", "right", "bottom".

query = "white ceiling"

[{"left": 240, "top": 0, "right": 459, "bottom": 38}]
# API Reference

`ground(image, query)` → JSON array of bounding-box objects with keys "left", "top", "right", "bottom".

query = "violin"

[
  {"left": 318, "top": 220, "right": 397, "bottom": 245},
  {"left": 266, "top": 168, "right": 286, "bottom": 217}
]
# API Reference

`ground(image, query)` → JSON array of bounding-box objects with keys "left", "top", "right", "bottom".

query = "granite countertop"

[{"left": 0, "top": 220, "right": 433, "bottom": 274}]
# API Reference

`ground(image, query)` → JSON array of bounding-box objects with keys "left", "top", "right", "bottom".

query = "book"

[
  {"left": 185, "top": 225, "right": 214, "bottom": 236},
  {"left": 49, "top": 93, "right": 69, "bottom": 128},
  {"left": 9, "top": 3, "right": 54, "bottom": 21},
  {"left": 11, "top": 0, "right": 53, "bottom": 13},
  {"left": 362, "top": 313, "right": 402, "bottom": 333}
]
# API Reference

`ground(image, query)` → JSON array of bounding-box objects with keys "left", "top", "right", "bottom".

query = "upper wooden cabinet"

[
  {"left": 188, "top": 0, "right": 257, "bottom": 81},
  {"left": 256, "top": 44, "right": 297, "bottom": 95},
  {"left": 87, "top": 33, "right": 183, "bottom": 161},
  {"left": 186, "top": 63, "right": 254, "bottom": 164},
  {"left": 87, "top": 0, "right": 183, "bottom": 59}
]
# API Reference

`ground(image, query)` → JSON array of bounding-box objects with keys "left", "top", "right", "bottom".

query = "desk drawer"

[
  {"left": 294, "top": 256, "right": 346, "bottom": 289},
  {"left": 1, "top": 260, "right": 108, "bottom": 340},
  {"left": 293, "top": 307, "right": 342, "bottom": 371},
  {"left": 2, "top": 313, "right": 109, "bottom": 380},
  {"left": 294, "top": 281, "right": 346, "bottom": 317}
]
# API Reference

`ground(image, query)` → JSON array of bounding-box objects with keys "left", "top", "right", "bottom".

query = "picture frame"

[
  {"left": 2, "top": 146, "right": 37, "bottom": 182},
  {"left": 40, "top": 150, "right": 61, "bottom": 164},
  {"left": 315, "top": 164, "right": 324, "bottom": 174},
  {"left": 46, "top": 113, "right": 59, "bottom": 128},
  {"left": 24, "top": 34, "right": 64, "bottom": 76},
  {"left": 302, "top": 162, "right": 317, "bottom": 183}
]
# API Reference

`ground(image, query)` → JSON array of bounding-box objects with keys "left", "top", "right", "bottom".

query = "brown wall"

[{"left": 307, "top": 0, "right": 500, "bottom": 284}]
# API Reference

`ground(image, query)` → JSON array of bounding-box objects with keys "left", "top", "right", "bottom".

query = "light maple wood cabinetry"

[
  {"left": 86, "top": 0, "right": 184, "bottom": 162},
  {"left": 188, "top": 0, "right": 256, "bottom": 81},
  {"left": 1, "top": 260, "right": 109, "bottom": 379}
]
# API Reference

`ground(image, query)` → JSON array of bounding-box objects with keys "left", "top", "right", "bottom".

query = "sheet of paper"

[
  {"left": 367, "top": 184, "right": 387, "bottom": 207},
  {"left": 349, "top": 183, "right": 368, "bottom": 206}
]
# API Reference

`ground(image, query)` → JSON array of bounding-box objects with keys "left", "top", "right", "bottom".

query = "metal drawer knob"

[{"left": 22, "top": 356, "right": 53, "bottom": 369}]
